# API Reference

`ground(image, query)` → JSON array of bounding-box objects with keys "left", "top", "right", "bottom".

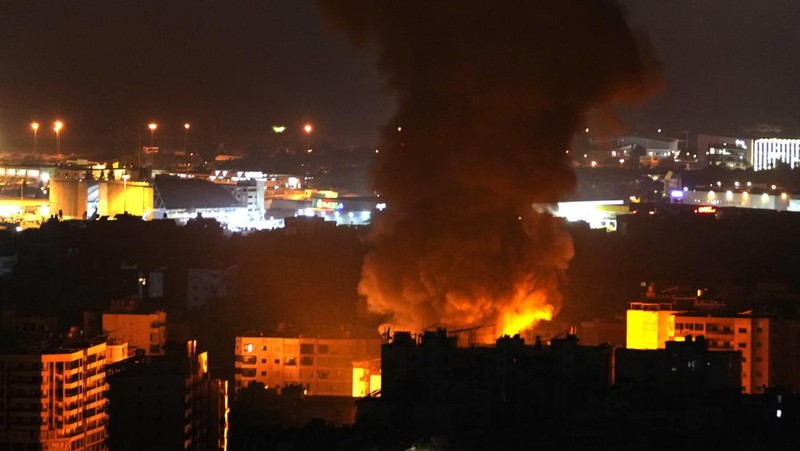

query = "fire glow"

[{"left": 320, "top": 1, "right": 662, "bottom": 340}]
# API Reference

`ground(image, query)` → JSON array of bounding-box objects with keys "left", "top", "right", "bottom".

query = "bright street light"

[
  {"left": 183, "top": 123, "right": 190, "bottom": 154},
  {"left": 303, "top": 123, "right": 313, "bottom": 151},
  {"left": 53, "top": 121, "right": 63, "bottom": 154},
  {"left": 148, "top": 122, "right": 158, "bottom": 146},
  {"left": 31, "top": 122, "right": 39, "bottom": 156}
]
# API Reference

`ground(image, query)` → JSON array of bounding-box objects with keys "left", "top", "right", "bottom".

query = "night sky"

[{"left": 0, "top": 0, "right": 797, "bottom": 150}]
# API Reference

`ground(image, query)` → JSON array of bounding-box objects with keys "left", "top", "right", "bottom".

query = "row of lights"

[{"left": 29, "top": 120, "right": 317, "bottom": 154}]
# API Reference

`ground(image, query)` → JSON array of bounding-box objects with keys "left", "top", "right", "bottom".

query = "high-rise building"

[
  {"left": 106, "top": 340, "right": 228, "bottom": 450},
  {"left": 0, "top": 339, "right": 108, "bottom": 450}
]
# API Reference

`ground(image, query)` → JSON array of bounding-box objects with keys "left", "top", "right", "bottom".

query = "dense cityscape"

[{"left": 1, "top": 1, "right": 800, "bottom": 450}]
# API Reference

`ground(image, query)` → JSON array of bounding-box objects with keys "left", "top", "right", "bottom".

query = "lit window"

[{"left": 245, "top": 343, "right": 253, "bottom": 353}]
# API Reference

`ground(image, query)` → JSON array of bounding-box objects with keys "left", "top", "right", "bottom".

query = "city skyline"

[{"left": 0, "top": 1, "right": 799, "bottom": 151}]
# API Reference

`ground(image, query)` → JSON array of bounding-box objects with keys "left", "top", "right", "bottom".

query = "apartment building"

[
  {"left": 107, "top": 340, "right": 228, "bottom": 451},
  {"left": 625, "top": 302, "right": 800, "bottom": 394},
  {"left": 674, "top": 314, "right": 775, "bottom": 394},
  {"left": 102, "top": 311, "right": 167, "bottom": 356},
  {"left": 234, "top": 336, "right": 381, "bottom": 396},
  {"left": 0, "top": 340, "right": 108, "bottom": 450}
]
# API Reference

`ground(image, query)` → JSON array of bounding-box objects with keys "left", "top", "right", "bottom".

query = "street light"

[
  {"left": 53, "top": 121, "right": 63, "bottom": 154},
  {"left": 303, "top": 123, "right": 313, "bottom": 151},
  {"left": 183, "top": 123, "right": 190, "bottom": 153},
  {"left": 30, "top": 122, "right": 39, "bottom": 156},
  {"left": 121, "top": 173, "right": 130, "bottom": 213},
  {"left": 148, "top": 123, "right": 158, "bottom": 147}
]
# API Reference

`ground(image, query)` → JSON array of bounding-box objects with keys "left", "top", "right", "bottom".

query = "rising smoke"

[{"left": 319, "top": 0, "right": 662, "bottom": 335}]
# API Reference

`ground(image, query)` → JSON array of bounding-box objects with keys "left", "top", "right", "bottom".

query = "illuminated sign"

[
  {"left": 670, "top": 190, "right": 684, "bottom": 198},
  {"left": 313, "top": 198, "right": 343, "bottom": 211},
  {"left": 696, "top": 206, "right": 717, "bottom": 214}
]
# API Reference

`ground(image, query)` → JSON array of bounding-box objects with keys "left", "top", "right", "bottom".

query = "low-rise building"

[{"left": 234, "top": 335, "right": 381, "bottom": 396}]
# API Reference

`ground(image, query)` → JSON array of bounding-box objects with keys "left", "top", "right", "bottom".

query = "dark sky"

[{"left": 0, "top": 0, "right": 797, "bottom": 151}]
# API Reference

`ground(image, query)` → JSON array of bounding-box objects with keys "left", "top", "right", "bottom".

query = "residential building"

[
  {"left": 102, "top": 310, "right": 167, "bottom": 356},
  {"left": 0, "top": 339, "right": 108, "bottom": 450},
  {"left": 186, "top": 267, "right": 236, "bottom": 309},
  {"left": 616, "top": 335, "right": 741, "bottom": 396},
  {"left": 106, "top": 340, "right": 228, "bottom": 451},
  {"left": 233, "top": 335, "right": 381, "bottom": 396}
]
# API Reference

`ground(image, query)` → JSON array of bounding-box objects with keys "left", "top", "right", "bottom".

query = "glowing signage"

[
  {"left": 670, "top": 190, "right": 684, "bottom": 199},
  {"left": 696, "top": 206, "right": 717, "bottom": 214},
  {"left": 313, "top": 198, "right": 343, "bottom": 211}
]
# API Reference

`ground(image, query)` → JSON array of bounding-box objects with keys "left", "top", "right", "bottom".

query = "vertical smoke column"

[{"left": 319, "top": 1, "right": 661, "bottom": 335}]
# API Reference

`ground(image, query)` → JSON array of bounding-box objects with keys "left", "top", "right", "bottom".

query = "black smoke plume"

[{"left": 319, "top": 0, "right": 661, "bottom": 335}]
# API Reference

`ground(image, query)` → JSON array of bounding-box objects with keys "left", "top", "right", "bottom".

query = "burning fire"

[{"left": 498, "top": 286, "right": 554, "bottom": 337}]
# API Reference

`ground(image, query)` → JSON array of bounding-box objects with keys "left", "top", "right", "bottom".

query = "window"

[
  {"left": 274, "top": 359, "right": 280, "bottom": 364},
  {"left": 676, "top": 323, "right": 684, "bottom": 331},
  {"left": 261, "top": 359, "right": 266, "bottom": 364},
  {"left": 319, "top": 344, "right": 329, "bottom": 354},
  {"left": 300, "top": 356, "right": 313, "bottom": 366},
  {"left": 285, "top": 357, "right": 297, "bottom": 366},
  {"left": 260, "top": 371, "right": 266, "bottom": 376},
  {"left": 738, "top": 343, "right": 747, "bottom": 348},
  {"left": 245, "top": 343, "right": 253, "bottom": 353},
  {"left": 686, "top": 324, "right": 694, "bottom": 331},
  {"left": 300, "top": 344, "right": 314, "bottom": 355},
  {"left": 695, "top": 324, "right": 703, "bottom": 331},
  {"left": 261, "top": 345, "right": 267, "bottom": 351},
  {"left": 756, "top": 327, "right": 763, "bottom": 333},
  {"left": 738, "top": 328, "right": 747, "bottom": 333}
]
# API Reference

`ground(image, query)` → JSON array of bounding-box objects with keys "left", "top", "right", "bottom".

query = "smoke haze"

[{"left": 319, "top": 0, "right": 661, "bottom": 334}]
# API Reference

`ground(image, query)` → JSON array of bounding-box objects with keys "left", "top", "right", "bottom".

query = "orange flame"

[{"left": 497, "top": 287, "right": 553, "bottom": 337}]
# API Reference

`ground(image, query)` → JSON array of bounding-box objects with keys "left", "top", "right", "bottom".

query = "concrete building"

[
  {"left": 626, "top": 302, "right": 677, "bottom": 350},
  {"left": 0, "top": 339, "right": 108, "bottom": 450},
  {"left": 615, "top": 335, "right": 741, "bottom": 396},
  {"left": 370, "top": 329, "right": 612, "bottom": 431},
  {"left": 107, "top": 340, "right": 228, "bottom": 450},
  {"left": 674, "top": 313, "right": 776, "bottom": 394},
  {"left": 626, "top": 302, "right": 800, "bottom": 394},
  {"left": 186, "top": 267, "right": 236, "bottom": 309},
  {"left": 678, "top": 189, "right": 793, "bottom": 211},
  {"left": 220, "top": 180, "right": 266, "bottom": 223},
  {"left": 233, "top": 335, "right": 381, "bottom": 396},
  {"left": 102, "top": 311, "right": 167, "bottom": 356}
]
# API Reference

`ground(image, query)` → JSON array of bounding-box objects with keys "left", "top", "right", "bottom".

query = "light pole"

[
  {"left": 122, "top": 173, "right": 130, "bottom": 213},
  {"left": 148, "top": 123, "right": 158, "bottom": 147},
  {"left": 303, "top": 123, "right": 313, "bottom": 152},
  {"left": 30, "top": 122, "right": 39, "bottom": 156},
  {"left": 53, "top": 121, "right": 63, "bottom": 154},
  {"left": 183, "top": 123, "right": 190, "bottom": 153}
]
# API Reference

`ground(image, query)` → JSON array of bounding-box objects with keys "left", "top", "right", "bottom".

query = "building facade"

[
  {"left": 0, "top": 340, "right": 108, "bottom": 450},
  {"left": 753, "top": 138, "right": 800, "bottom": 171},
  {"left": 233, "top": 336, "right": 381, "bottom": 396},
  {"left": 102, "top": 311, "right": 167, "bottom": 356}
]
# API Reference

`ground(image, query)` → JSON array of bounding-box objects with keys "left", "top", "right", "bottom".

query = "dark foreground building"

[
  {"left": 107, "top": 340, "right": 227, "bottom": 450},
  {"left": 360, "top": 329, "right": 612, "bottom": 434}
]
